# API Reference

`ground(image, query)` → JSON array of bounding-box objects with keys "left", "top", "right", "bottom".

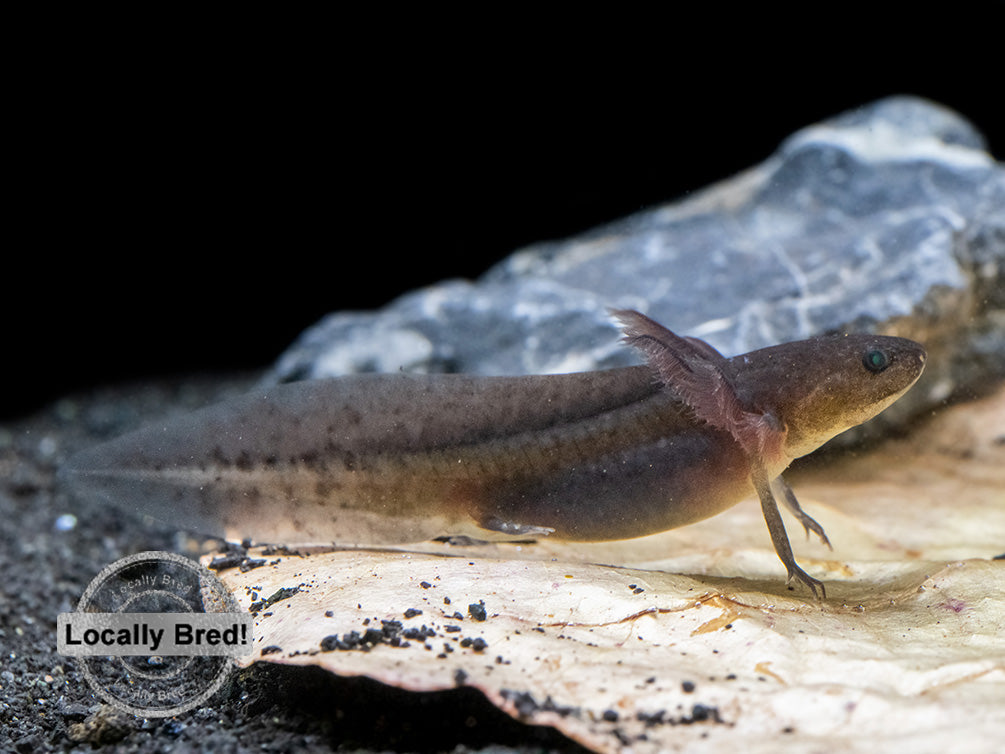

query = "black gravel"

[{"left": 0, "top": 375, "right": 585, "bottom": 753}]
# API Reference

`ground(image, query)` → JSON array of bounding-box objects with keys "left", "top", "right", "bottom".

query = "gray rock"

[{"left": 270, "top": 96, "right": 1004, "bottom": 439}]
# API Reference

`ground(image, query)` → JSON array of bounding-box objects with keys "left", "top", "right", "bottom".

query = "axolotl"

[{"left": 62, "top": 310, "right": 926, "bottom": 597}]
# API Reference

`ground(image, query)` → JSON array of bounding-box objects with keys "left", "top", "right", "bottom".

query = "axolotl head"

[{"left": 729, "top": 332, "right": 927, "bottom": 461}]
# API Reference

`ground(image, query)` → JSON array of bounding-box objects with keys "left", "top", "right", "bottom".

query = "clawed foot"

[
  {"left": 798, "top": 516, "right": 832, "bottom": 550},
  {"left": 775, "top": 476, "right": 833, "bottom": 550},
  {"left": 786, "top": 565, "right": 826, "bottom": 600}
]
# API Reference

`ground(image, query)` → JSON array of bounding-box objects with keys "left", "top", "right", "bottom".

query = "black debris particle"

[
  {"left": 362, "top": 628, "right": 384, "bottom": 646},
  {"left": 420, "top": 581, "right": 432, "bottom": 588},
  {"left": 689, "top": 704, "right": 723, "bottom": 723},
  {"left": 343, "top": 631, "right": 364, "bottom": 649},
  {"left": 445, "top": 625, "right": 462, "bottom": 633},
  {"left": 612, "top": 727, "right": 634, "bottom": 746},
  {"left": 324, "top": 610, "right": 334, "bottom": 617},
  {"left": 319, "top": 634, "right": 342, "bottom": 652},
  {"left": 645, "top": 676, "right": 657, "bottom": 684},
  {"left": 637, "top": 704, "right": 727, "bottom": 727},
  {"left": 381, "top": 619, "right": 403, "bottom": 636},
  {"left": 468, "top": 600, "right": 487, "bottom": 621},
  {"left": 320, "top": 618, "right": 442, "bottom": 652},
  {"left": 454, "top": 668, "right": 468, "bottom": 686},
  {"left": 460, "top": 637, "right": 488, "bottom": 652},
  {"left": 207, "top": 553, "right": 245, "bottom": 571},
  {"left": 602, "top": 709, "right": 619, "bottom": 722},
  {"left": 444, "top": 596, "right": 452, "bottom": 604},
  {"left": 249, "top": 586, "right": 300, "bottom": 614},
  {"left": 207, "top": 540, "right": 253, "bottom": 572},
  {"left": 403, "top": 625, "right": 437, "bottom": 641},
  {"left": 637, "top": 709, "right": 665, "bottom": 727},
  {"left": 501, "top": 690, "right": 582, "bottom": 721},
  {"left": 60, "top": 703, "right": 90, "bottom": 722},
  {"left": 682, "top": 680, "right": 696, "bottom": 693},
  {"left": 329, "top": 631, "right": 364, "bottom": 651},
  {"left": 208, "top": 550, "right": 267, "bottom": 573},
  {"left": 505, "top": 691, "right": 542, "bottom": 720},
  {"left": 404, "top": 607, "right": 423, "bottom": 619},
  {"left": 261, "top": 545, "right": 305, "bottom": 558},
  {"left": 260, "top": 645, "right": 283, "bottom": 656}
]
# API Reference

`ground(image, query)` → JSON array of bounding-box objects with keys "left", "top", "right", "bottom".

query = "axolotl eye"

[{"left": 862, "top": 348, "right": 890, "bottom": 373}]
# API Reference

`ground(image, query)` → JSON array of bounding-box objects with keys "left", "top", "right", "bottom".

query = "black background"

[{"left": 6, "top": 11, "right": 1004, "bottom": 420}]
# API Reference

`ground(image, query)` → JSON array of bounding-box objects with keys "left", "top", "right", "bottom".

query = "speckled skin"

[{"left": 63, "top": 312, "right": 926, "bottom": 595}]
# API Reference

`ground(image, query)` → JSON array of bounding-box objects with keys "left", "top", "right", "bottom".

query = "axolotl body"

[{"left": 63, "top": 310, "right": 927, "bottom": 597}]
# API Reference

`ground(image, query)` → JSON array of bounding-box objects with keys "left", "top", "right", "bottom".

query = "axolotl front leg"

[
  {"left": 753, "top": 467, "right": 827, "bottom": 598},
  {"left": 615, "top": 310, "right": 831, "bottom": 598}
]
